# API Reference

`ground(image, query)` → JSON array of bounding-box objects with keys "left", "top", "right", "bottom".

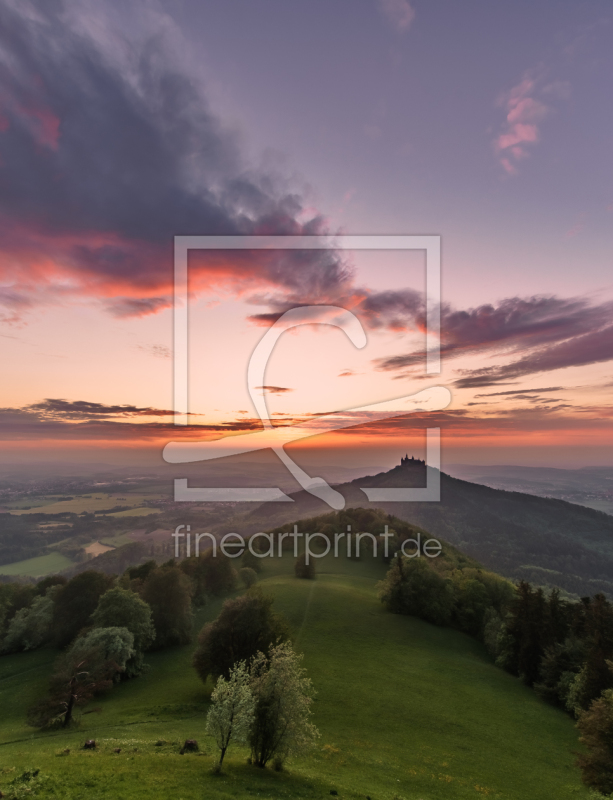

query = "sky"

[{"left": 0, "top": 0, "right": 612, "bottom": 472}]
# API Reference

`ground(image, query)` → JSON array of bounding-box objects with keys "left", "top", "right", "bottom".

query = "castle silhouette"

[{"left": 400, "top": 454, "right": 425, "bottom": 466}]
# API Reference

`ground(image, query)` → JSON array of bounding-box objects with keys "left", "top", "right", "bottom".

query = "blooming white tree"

[
  {"left": 206, "top": 660, "right": 255, "bottom": 771},
  {"left": 249, "top": 642, "right": 319, "bottom": 769}
]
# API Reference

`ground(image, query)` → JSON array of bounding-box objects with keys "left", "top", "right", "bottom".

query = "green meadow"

[
  {"left": 6, "top": 493, "right": 159, "bottom": 516},
  {"left": 107, "top": 507, "right": 162, "bottom": 518},
  {"left": 0, "top": 552, "right": 74, "bottom": 577},
  {"left": 0, "top": 553, "right": 590, "bottom": 800}
]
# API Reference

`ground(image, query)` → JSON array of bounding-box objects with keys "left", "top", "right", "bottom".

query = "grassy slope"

[
  {"left": 0, "top": 551, "right": 74, "bottom": 577},
  {"left": 0, "top": 554, "right": 590, "bottom": 800},
  {"left": 237, "top": 464, "right": 613, "bottom": 597}
]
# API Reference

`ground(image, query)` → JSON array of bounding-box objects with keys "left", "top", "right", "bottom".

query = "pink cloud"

[
  {"left": 493, "top": 72, "right": 561, "bottom": 175},
  {"left": 378, "top": 0, "right": 415, "bottom": 32},
  {"left": 19, "top": 104, "right": 60, "bottom": 150},
  {"left": 500, "top": 157, "right": 517, "bottom": 176},
  {"left": 565, "top": 215, "right": 586, "bottom": 239}
]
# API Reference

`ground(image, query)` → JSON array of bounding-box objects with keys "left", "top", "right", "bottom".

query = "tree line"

[
  {"left": 378, "top": 540, "right": 613, "bottom": 795},
  {"left": 0, "top": 545, "right": 317, "bottom": 774},
  {"left": 0, "top": 550, "right": 257, "bottom": 728}
]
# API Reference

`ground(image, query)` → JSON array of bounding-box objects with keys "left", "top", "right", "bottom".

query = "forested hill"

[{"left": 229, "top": 461, "right": 613, "bottom": 598}]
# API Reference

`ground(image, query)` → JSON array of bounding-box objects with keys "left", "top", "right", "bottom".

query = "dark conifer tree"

[{"left": 576, "top": 594, "right": 613, "bottom": 711}]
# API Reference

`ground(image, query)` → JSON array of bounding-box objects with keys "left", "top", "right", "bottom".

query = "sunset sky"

[{"left": 1, "top": 0, "right": 612, "bottom": 470}]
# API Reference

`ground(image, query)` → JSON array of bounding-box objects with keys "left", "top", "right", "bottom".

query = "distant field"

[
  {"left": 84, "top": 541, "right": 115, "bottom": 557},
  {"left": 7, "top": 492, "right": 159, "bottom": 516},
  {"left": 0, "top": 551, "right": 73, "bottom": 577},
  {"left": 108, "top": 507, "right": 161, "bottom": 518},
  {"left": 0, "top": 551, "right": 591, "bottom": 799},
  {"left": 100, "top": 532, "right": 139, "bottom": 547},
  {"left": 37, "top": 522, "right": 69, "bottom": 529}
]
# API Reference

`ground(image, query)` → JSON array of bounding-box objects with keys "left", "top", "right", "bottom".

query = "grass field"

[
  {"left": 0, "top": 553, "right": 591, "bottom": 800},
  {"left": 107, "top": 507, "right": 161, "bottom": 518},
  {"left": 100, "top": 532, "right": 142, "bottom": 548},
  {"left": 0, "top": 551, "right": 74, "bottom": 577},
  {"left": 7, "top": 493, "right": 160, "bottom": 516},
  {"left": 84, "top": 542, "right": 116, "bottom": 557}
]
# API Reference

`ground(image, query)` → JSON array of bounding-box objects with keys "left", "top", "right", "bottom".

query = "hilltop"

[{"left": 227, "top": 458, "right": 613, "bottom": 598}]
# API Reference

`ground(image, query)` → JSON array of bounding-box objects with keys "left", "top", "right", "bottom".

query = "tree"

[
  {"left": 178, "top": 553, "right": 238, "bottom": 601},
  {"left": 194, "top": 590, "right": 289, "bottom": 684},
  {"left": 242, "top": 549, "right": 263, "bottom": 574},
  {"left": 126, "top": 560, "right": 157, "bottom": 583},
  {"left": 91, "top": 587, "right": 155, "bottom": 675},
  {"left": 206, "top": 661, "right": 255, "bottom": 771},
  {"left": 249, "top": 642, "right": 319, "bottom": 769},
  {"left": 178, "top": 557, "right": 208, "bottom": 605},
  {"left": 294, "top": 553, "right": 315, "bottom": 580},
  {"left": 0, "top": 583, "right": 36, "bottom": 639},
  {"left": 200, "top": 551, "right": 238, "bottom": 597},
  {"left": 125, "top": 560, "right": 157, "bottom": 594},
  {"left": 68, "top": 626, "right": 135, "bottom": 682},
  {"left": 141, "top": 566, "right": 193, "bottom": 648},
  {"left": 576, "top": 594, "right": 613, "bottom": 711},
  {"left": 27, "top": 648, "right": 116, "bottom": 729},
  {"left": 534, "top": 636, "right": 586, "bottom": 708},
  {"left": 499, "top": 582, "right": 549, "bottom": 686},
  {"left": 452, "top": 577, "right": 491, "bottom": 637},
  {"left": 52, "top": 570, "right": 113, "bottom": 648},
  {"left": 377, "top": 556, "right": 453, "bottom": 626},
  {"left": 1, "top": 587, "right": 59, "bottom": 653},
  {"left": 35, "top": 575, "right": 67, "bottom": 596},
  {"left": 576, "top": 688, "right": 613, "bottom": 794},
  {"left": 239, "top": 567, "right": 257, "bottom": 589}
]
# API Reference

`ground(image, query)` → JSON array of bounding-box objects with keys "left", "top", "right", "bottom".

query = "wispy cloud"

[
  {"left": 26, "top": 399, "right": 176, "bottom": 420},
  {"left": 137, "top": 343, "right": 171, "bottom": 360},
  {"left": 475, "top": 386, "right": 564, "bottom": 398},
  {"left": 374, "top": 294, "right": 613, "bottom": 374},
  {"left": 357, "top": 288, "right": 423, "bottom": 332},
  {"left": 254, "top": 385, "right": 293, "bottom": 395},
  {"left": 455, "top": 324, "right": 613, "bottom": 388},
  {"left": 378, "top": 0, "right": 415, "bottom": 32},
  {"left": 565, "top": 213, "right": 586, "bottom": 239}
]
